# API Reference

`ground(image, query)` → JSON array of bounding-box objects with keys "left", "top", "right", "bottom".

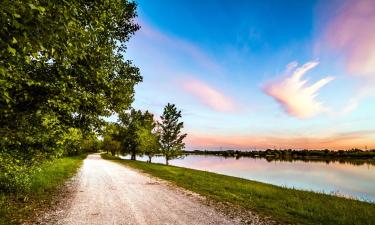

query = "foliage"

[
  {"left": 0, "top": 155, "right": 85, "bottom": 225},
  {"left": 102, "top": 122, "right": 121, "bottom": 155},
  {"left": 117, "top": 109, "right": 154, "bottom": 160},
  {"left": 0, "top": 153, "right": 33, "bottom": 193},
  {"left": 158, "top": 103, "right": 187, "bottom": 165},
  {"left": 81, "top": 136, "right": 102, "bottom": 153},
  {"left": 136, "top": 119, "right": 160, "bottom": 163},
  {"left": 59, "top": 128, "right": 84, "bottom": 156},
  {"left": 103, "top": 136, "right": 121, "bottom": 156},
  {"left": 0, "top": 0, "right": 140, "bottom": 192},
  {"left": 100, "top": 152, "right": 121, "bottom": 161},
  {"left": 102, "top": 104, "right": 188, "bottom": 165},
  {"left": 108, "top": 158, "right": 375, "bottom": 225}
]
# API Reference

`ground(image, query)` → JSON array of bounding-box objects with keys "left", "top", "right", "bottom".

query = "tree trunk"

[
  {"left": 148, "top": 156, "right": 152, "bottom": 163},
  {"left": 131, "top": 152, "right": 136, "bottom": 160},
  {"left": 165, "top": 157, "right": 169, "bottom": 165}
]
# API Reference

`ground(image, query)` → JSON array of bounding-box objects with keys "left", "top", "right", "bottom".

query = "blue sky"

[{"left": 124, "top": 0, "right": 375, "bottom": 150}]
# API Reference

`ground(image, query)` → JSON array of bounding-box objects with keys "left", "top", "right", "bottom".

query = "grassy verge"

[
  {"left": 0, "top": 154, "right": 86, "bottom": 225},
  {"left": 102, "top": 153, "right": 375, "bottom": 225}
]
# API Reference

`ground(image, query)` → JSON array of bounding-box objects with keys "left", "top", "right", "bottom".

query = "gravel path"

[{"left": 37, "top": 154, "right": 253, "bottom": 225}]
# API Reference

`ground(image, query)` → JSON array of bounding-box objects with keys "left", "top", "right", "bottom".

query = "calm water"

[{"left": 122, "top": 154, "right": 375, "bottom": 202}]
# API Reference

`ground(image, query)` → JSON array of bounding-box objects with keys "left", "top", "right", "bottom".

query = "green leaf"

[
  {"left": 0, "top": 66, "right": 5, "bottom": 75},
  {"left": 25, "top": 55, "right": 31, "bottom": 64},
  {"left": 28, "top": 3, "right": 38, "bottom": 10},
  {"left": 7, "top": 46, "right": 16, "bottom": 55},
  {"left": 37, "top": 6, "right": 46, "bottom": 13}
]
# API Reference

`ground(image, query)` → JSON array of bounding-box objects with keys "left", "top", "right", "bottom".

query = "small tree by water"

[
  {"left": 136, "top": 117, "right": 160, "bottom": 163},
  {"left": 158, "top": 103, "right": 187, "bottom": 165}
]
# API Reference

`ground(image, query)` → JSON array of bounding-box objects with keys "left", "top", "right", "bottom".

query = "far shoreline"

[{"left": 182, "top": 149, "right": 375, "bottom": 162}]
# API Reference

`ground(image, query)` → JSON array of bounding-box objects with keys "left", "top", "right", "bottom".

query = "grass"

[
  {"left": 102, "top": 153, "right": 375, "bottom": 225},
  {"left": 0, "top": 154, "right": 86, "bottom": 225}
]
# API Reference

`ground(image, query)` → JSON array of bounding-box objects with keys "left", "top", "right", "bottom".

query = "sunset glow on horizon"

[{"left": 125, "top": 0, "right": 375, "bottom": 150}]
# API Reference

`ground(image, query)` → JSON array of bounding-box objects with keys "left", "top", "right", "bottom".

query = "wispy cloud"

[
  {"left": 323, "top": 0, "right": 375, "bottom": 114},
  {"left": 326, "top": 0, "right": 375, "bottom": 80},
  {"left": 263, "top": 61, "right": 334, "bottom": 119},
  {"left": 135, "top": 21, "right": 223, "bottom": 75},
  {"left": 182, "top": 78, "right": 238, "bottom": 113},
  {"left": 128, "top": 20, "right": 229, "bottom": 114}
]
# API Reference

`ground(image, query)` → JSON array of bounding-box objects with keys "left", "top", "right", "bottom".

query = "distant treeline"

[{"left": 183, "top": 149, "right": 375, "bottom": 165}]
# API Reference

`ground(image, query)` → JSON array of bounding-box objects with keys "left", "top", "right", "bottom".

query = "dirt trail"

[{"left": 37, "top": 154, "right": 267, "bottom": 225}]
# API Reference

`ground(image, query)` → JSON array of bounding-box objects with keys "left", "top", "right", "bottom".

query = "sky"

[{"left": 124, "top": 0, "right": 375, "bottom": 150}]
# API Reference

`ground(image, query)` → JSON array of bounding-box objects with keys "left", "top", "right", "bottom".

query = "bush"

[{"left": 0, "top": 153, "right": 33, "bottom": 193}]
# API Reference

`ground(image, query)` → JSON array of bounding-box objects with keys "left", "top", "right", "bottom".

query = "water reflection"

[
  {"left": 121, "top": 154, "right": 375, "bottom": 202},
  {"left": 258, "top": 157, "right": 375, "bottom": 166}
]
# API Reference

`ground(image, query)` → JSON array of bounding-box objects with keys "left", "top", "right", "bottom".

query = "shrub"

[{"left": 0, "top": 153, "right": 33, "bottom": 193}]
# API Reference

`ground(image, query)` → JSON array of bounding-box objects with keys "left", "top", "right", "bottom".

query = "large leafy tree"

[
  {"left": 0, "top": 1, "right": 141, "bottom": 192},
  {"left": 159, "top": 103, "right": 187, "bottom": 165},
  {"left": 118, "top": 109, "right": 154, "bottom": 160},
  {"left": 0, "top": 0, "right": 142, "bottom": 161}
]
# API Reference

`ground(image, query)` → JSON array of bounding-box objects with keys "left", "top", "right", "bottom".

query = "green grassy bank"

[
  {"left": 102, "top": 154, "right": 375, "bottom": 225},
  {"left": 0, "top": 155, "right": 86, "bottom": 225}
]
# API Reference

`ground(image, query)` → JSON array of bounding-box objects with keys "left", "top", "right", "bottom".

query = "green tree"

[
  {"left": 0, "top": 1, "right": 141, "bottom": 156},
  {"left": 81, "top": 135, "right": 102, "bottom": 153},
  {"left": 101, "top": 122, "right": 121, "bottom": 155},
  {"left": 118, "top": 109, "right": 154, "bottom": 160},
  {"left": 159, "top": 103, "right": 187, "bottom": 165},
  {"left": 103, "top": 136, "right": 121, "bottom": 156},
  {"left": 0, "top": 0, "right": 141, "bottom": 191},
  {"left": 59, "top": 128, "right": 83, "bottom": 156},
  {"left": 136, "top": 119, "right": 160, "bottom": 163}
]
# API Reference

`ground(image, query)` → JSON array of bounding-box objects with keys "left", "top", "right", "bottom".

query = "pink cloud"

[
  {"left": 182, "top": 78, "right": 238, "bottom": 113},
  {"left": 186, "top": 131, "right": 375, "bottom": 150},
  {"left": 263, "top": 61, "right": 334, "bottom": 119},
  {"left": 326, "top": 0, "right": 375, "bottom": 80},
  {"left": 136, "top": 21, "right": 223, "bottom": 75},
  {"left": 322, "top": 0, "right": 375, "bottom": 114}
]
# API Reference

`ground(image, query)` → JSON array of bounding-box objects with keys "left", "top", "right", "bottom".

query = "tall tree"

[
  {"left": 159, "top": 103, "right": 187, "bottom": 165},
  {"left": 118, "top": 109, "right": 154, "bottom": 160},
  {"left": 0, "top": 1, "right": 141, "bottom": 160},
  {"left": 136, "top": 118, "right": 160, "bottom": 163},
  {"left": 102, "top": 122, "right": 121, "bottom": 155},
  {"left": 0, "top": 1, "right": 141, "bottom": 192},
  {"left": 103, "top": 136, "right": 121, "bottom": 156}
]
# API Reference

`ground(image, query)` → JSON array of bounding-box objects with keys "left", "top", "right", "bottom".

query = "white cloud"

[{"left": 263, "top": 61, "right": 335, "bottom": 119}]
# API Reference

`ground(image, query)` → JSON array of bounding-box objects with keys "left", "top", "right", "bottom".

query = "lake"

[{"left": 121, "top": 154, "right": 375, "bottom": 202}]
